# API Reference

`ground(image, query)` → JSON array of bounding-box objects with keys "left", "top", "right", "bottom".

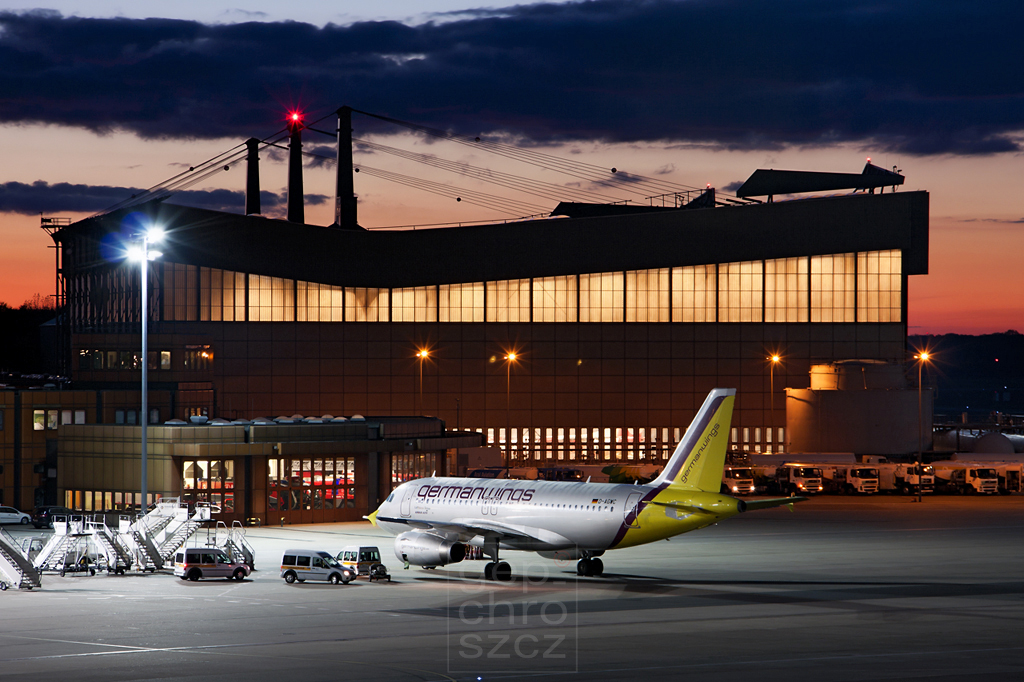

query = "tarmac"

[{"left": 1, "top": 495, "right": 1022, "bottom": 681}]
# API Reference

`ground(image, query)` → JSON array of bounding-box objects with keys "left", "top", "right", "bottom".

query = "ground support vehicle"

[
  {"left": 337, "top": 545, "right": 390, "bottom": 580},
  {"left": 994, "top": 463, "right": 1023, "bottom": 494},
  {"left": 820, "top": 465, "right": 880, "bottom": 494},
  {"left": 281, "top": 549, "right": 355, "bottom": 584},
  {"left": 768, "top": 464, "right": 824, "bottom": 495},
  {"left": 174, "top": 547, "right": 250, "bottom": 581},
  {"left": 0, "top": 527, "right": 41, "bottom": 590},
  {"left": 931, "top": 461, "right": 999, "bottom": 495},
  {"left": 721, "top": 466, "right": 756, "bottom": 494},
  {"left": 876, "top": 463, "right": 934, "bottom": 494}
]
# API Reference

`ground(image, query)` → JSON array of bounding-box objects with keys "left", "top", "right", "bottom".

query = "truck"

[
  {"left": 931, "top": 461, "right": 999, "bottom": 495},
  {"left": 721, "top": 466, "right": 756, "bottom": 495},
  {"left": 769, "top": 463, "right": 824, "bottom": 495},
  {"left": 820, "top": 465, "right": 880, "bottom": 494},
  {"left": 876, "top": 462, "right": 934, "bottom": 494},
  {"left": 994, "top": 462, "right": 1023, "bottom": 494}
]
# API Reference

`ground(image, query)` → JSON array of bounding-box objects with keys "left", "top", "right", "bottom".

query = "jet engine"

[{"left": 394, "top": 531, "right": 467, "bottom": 566}]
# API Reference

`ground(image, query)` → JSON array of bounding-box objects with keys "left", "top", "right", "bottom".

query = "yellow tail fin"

[{"left": 650, "top": 388, "right": 735, "bottom": 491}]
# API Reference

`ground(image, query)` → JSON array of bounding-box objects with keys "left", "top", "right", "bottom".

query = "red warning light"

[{"left": 286, "top": 110, "right": 304, "bottom": 128}]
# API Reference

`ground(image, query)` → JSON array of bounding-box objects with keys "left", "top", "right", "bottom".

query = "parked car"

[
  {"left": 31, "top": 506, "right": 72, "bottom": 528},
  {"left": 0, "top": 506, "right": 30, "bottom": 525}
]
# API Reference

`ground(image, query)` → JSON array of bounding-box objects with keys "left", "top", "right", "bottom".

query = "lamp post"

[
  {"left": 127, "top": 227, "right": 164, "bottom": 513},
  {"left": 415, "top": 348, "right": 429, "bottom": 415},
  {"left": 768, "top": 354, "right": 782, "bottom": 453},
  {"left": 915, "top": 351, "right": 932, "bottom": 503},
  {"left": 504, "top": 352, "right": 518, "bottom": 469}
]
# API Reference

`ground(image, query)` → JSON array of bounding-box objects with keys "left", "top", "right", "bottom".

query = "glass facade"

[
  {"left": 142, "top": 250, "right": 901, "bottom": 324},
  {"left": 268, "top": 456, "right": 356, "bottom": 511},
  {"left": 181, "top": 458, "right": 235, "bottom": 512}
]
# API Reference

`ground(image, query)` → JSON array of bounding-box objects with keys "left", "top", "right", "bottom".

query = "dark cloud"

[
  {"left": 0, "top": 180, "right": 327, "bottom": 214},
  {"left": 1, "top": 1, "right": 1022, "bottom": 155}
]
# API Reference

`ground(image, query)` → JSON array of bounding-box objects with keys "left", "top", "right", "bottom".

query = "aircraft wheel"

[
  {"left": 495, "top": 562, "right": 512, "bottom": 582},
  {"left": 590, "top": 558, "right": 603, "bottom": 576},
  {"left": 484, "top": 562, "right": 495, "bottom": 581},
  {"left": 577, "top": 559, "right": 590, "bottom": 577}
]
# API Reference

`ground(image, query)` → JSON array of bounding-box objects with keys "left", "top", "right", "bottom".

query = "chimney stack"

[
  {"left": 335, "top": 106, "right": 358, "bottom": 228},
  {"left": 287, "top": 116, "right": 304, "bottom": 223},
  {"left": 244, "top": 138, "right": 261, "bottom": 215}
]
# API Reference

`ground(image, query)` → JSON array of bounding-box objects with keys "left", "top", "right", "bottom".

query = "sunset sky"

[{"left": 1, "top": 0, "right": 1021, "bottom": 334}]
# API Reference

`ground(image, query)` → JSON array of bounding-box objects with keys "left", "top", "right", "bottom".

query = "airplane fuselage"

[{"left": 375, "top": 476, "right": 743, "bottom": 553}]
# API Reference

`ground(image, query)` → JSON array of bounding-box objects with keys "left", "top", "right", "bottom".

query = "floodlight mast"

[{"left": 130, "top": 227, "right": 163, "bottom": 513}]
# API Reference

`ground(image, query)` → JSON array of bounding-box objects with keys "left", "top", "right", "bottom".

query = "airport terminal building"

[{"left": 3, "top": 146, "right": 929, "bottom": 522}]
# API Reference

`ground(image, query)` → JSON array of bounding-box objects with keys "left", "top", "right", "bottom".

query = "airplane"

[{"left": 368, "top": 388, "right": 807, "bottom": 580}]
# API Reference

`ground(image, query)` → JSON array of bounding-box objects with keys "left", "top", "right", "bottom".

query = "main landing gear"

[
  {"left": 483, "top": 561, "right": 512, "bottom": 581},
  {"left": 482, "top": 537, "right": 512, "bottom": 581},
  {"left": 577, "top": 557, "right": 604, "bottom": 577}
]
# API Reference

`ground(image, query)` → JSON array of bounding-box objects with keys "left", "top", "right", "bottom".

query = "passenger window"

[
  {"left": 202, "top": 554, "right": 216, "bottom": 564},
  {"left": 283, "top": 556, "right": 296, "bottom": 566},
  {"left": 176, "top": 553, "right": 184, "bottom": 563},
  {"left": 313, "top": 558, "right": 324, "bottom": 568},
  {"left": 297, "top": 556, "right": 311, "bottom": 567},
  {"left": 360, "top": 552, "right": 370, "bottom": 562},
  {"left": 218, "top": 554, "right": 230, "bottom": 564},
  {"left": 370, "top": 550, "right": 380, "bottom": 562}
]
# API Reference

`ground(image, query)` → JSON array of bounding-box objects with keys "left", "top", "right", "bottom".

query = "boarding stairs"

[
  {"left": 156, "top": 504, "right": 209, "bottom": 562},
  {"left": 220, "top": 521, "right": 256, "bottom": 568},
  {"left": 130, "top": 513, "right": 167, "bottom": 570},
  {"left": 87, "top": 517, "right": 134, "bottom": 574},
  {"left": 32, "top": 515, "right": 92, "bottom": 573},
  {"left": 0, "top": 527, "right": 41, "bottom": 590}
]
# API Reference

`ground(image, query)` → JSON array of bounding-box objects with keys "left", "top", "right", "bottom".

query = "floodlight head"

[
  {"left": 126, "top": 245, "right": 146, "bottom": 262},
  {"left": 147, "top": 250, "right": 163, "bottom": 261},
  {"left": 147, "top": 226, "right": 165, "bottom": 243}
]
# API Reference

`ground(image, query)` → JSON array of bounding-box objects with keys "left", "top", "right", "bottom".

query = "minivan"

[
  {"left": 280, "top": 549, "right": 356, "bottom": 585},
  {"left": 336, "top": 545, "right": 384, "bottom": 578},
  {"left": 174, "top": 547, "right": 250, "bottom": 582}
]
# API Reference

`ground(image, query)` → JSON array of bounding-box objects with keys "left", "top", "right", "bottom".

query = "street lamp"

[
  {"left": 767, "top": 354, "right": 782, "bottom": 453},
  {"left": 503, "top": 351, "right": 519, "bottom": 468},
  {"left": 126, "top": 226, "right": 164, "bottom": 514},
  {"left": 415, "top": 348, "right": 430, "bottom": 414},
  {"left": 915, "top": 350, "right": 932, "bottom": 503}
]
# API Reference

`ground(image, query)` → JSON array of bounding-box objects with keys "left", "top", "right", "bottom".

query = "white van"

[
  {"left": 174, "top": 547, "right": 250, "bottom": 582},
  {"left": 280, "top": 549, "right": 356, "bottom": 585}
]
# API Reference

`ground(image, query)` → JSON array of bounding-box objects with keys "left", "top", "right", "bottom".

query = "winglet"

[{"left": 364, "top": 509, "right": 379, "bottom": 527}]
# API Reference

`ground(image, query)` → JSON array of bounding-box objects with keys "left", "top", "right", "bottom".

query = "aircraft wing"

[
  {"left": 375, "top": 515, "right": 572, "bottom": 547},
  {"left": 742, "top": 496, "right": 809, "bottom": 511}
]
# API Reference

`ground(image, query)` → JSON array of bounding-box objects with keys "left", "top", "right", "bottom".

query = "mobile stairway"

[
  {"left": 32, "top": 515, "right": 96, "bottom": 576},
  {"left": 87, "top": 516, "right": 134, "bottom": 574},
  {"left": 0, "top": 527, "right": 41, "bottom": 591},
  {"left": 128, "top": 499, "right": 211, "bottom": 570},
  {"left": 223, "top": 520, "right": 254, "bottom": 569}
]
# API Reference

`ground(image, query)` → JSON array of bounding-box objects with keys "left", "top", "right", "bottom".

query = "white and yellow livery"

[{"left": 370, "top": 389, "right": 805, "bottom": 580}]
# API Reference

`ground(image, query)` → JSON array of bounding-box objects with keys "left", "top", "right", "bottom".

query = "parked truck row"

[{"left": 734, "top": 457, "right": 1020, "bottom": 496}]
